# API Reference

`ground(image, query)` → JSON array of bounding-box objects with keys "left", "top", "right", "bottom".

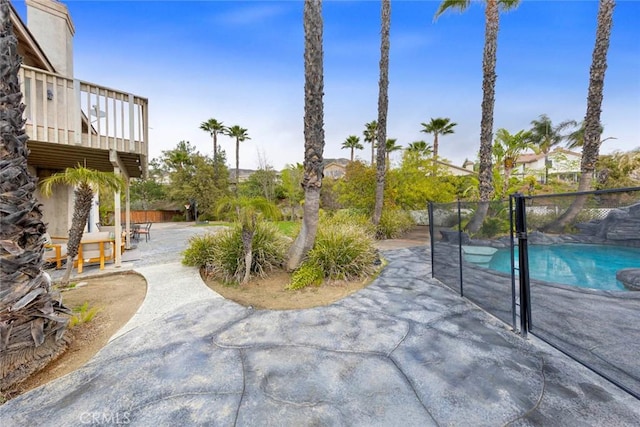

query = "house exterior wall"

[
  {"left": 30, "top": 165, "right": 73, "bottom": 237},
  {"left": 516, "top": 151, "right": 581, "bottom": 181},
  {"left": 26, "top": 0, "right": 74, "bottom": 77},
  {"left": 324, "top": 163, "right": 346, "bottom": 179}
]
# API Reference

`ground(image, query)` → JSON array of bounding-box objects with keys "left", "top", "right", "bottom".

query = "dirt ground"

[
  {"left": 204, "top": 270, "right": 374, "bottom": 310},
  {"left": 3, "top": 226, "right": 428, "bottom": 400},
  {"left": 204, "top": 226, "right": 430, "bottom": 310},
  {"left": 4, "top": 273, "right": 146, "bottom": 400}
]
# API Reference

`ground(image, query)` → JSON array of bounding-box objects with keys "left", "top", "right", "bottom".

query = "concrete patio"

[{"left": 1, "top": 224, "right": 638, "bottom": 426}]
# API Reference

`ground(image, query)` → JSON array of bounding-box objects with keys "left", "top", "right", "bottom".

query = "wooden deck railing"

[{"left": 19, "top": 65, "right": 148, "bottom": 156}]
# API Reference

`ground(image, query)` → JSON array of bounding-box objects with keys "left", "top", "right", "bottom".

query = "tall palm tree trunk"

[
  {"left": 543, "top": 0, "right": 615, "bottom": 232},
  {"left": 467, "top": 0, "right": 499, "bottom": 233},
  {"left": 373, "top": 0, "right": 390, "bottom": 227},
  {"left": 433, "top": 133, "right": 439, "bottom": 160},
  {"left": 0, "top": 0, "right": 69, "bottom": 390},
  {"left": 212, "top": 133, "right": 218, "bottom": 176},
  {"left": 287, "top": 0, "right": 324, "bottom": 270},
  {"left": 235, "top": 139, "right": 240, "bottom": 197},
  {"left": 61, "top": 184, "right": 93, "bottom": 284},
  {"left": 350, "top": 148, "right": 354, "bottom": 162}
]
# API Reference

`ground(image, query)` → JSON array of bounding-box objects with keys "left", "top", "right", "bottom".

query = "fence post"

[
  {"left": 428, "top": 202, "right": 435, "bottom": 279},
  {"left": 458, "top": 199, "right": 464, "bottom": 297},
  {"left": 509, "top": 195, "right": 517, "bottom": 332},
  {"left": 514, "top": 193, "right": 531, "bottom": 337}
]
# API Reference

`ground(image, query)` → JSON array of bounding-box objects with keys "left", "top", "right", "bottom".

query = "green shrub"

[
  {"left": 307, "top": 220, "right": 377, "bottom": 281},
  {"left": 476, "top": 217, "right": 510, "bottom": 238},
  {"left": 183, "top": 222, "right": 289, "bottom": 283},
  {"left": 376, "top": 209, "right": 415, "bottom": 239},
  {"left": 69, "top": 302, "right": 100, "bottom": 328},
  {"left": 328, "top": 209, "right": 377, "bottom": 235},
  {"left": 287, "top": 262, "right": 324, "bottom": 291}
]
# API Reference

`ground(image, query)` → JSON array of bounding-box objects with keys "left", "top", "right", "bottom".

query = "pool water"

[{"left": 488, "top": 244, "right": 640, "bottom": 291}]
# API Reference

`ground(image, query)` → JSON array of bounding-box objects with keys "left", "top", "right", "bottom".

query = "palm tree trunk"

[
  {"left": 287, "top": 0, "right": 324, "bottom": 270},
  {"left": 0, "top": 0, "right": 69, "bottom": 390},
  {"left": 433, "top": 133, "right": 439, "bottom": 160},
  {"left": 235, "top": 139, "right": 240, "bottom": 197},
  {"left": 503, "top": 166, "right": 512, "bottom": 195},
  {"left": 60, "top": 185, "right": 94, "bottom": 284},
  {"left": 350, "top": 148, "right": 354, "bottom": 162},
  {"left": 467, "top": 0, "right": 499, "bottom": 234},
  {"left": 373, "top": 0, "right": 390, "bottom": 227},
  {"left": 371, "top": 140, "right": 375, "bottom": 165},
  {"left": 213, "top": 133, "right": 218, "bottom": 177},
  {"left": 241, "top": 225, "right": 253, "bottom": 283},
  {"left": 542, "top": 0, "right": 614, "bottom": 233}
]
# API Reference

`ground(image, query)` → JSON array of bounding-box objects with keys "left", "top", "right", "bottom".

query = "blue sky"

[{"left": 14, "top": 0, "right": 640, "bottom": 170}]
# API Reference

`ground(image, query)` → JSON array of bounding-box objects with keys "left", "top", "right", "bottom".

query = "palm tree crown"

[
  {"left": 529, "top": 114, "right": 574, "bottom": 154},
  {"left": 363, "top": 120, "right": 378, "bottom": 165},
  {"left": 407, "top": 140, "right": 433, "bottom": 157},
  {"left": 225, "top": 125, "right": 250, "bottom": 196},
  {"left": 420, "top": 117, "right": 457, "bottom": 160},
  {"left": 40, "top": 166, "right": 125, "bottom": 284},
  {"left": 384, "top": 138, "right": 402, "bottom": 165},
  {"left": 341, "top": 135, "right": 363, "bottom": 162},
  {"left": 199, "top": 118, "right": 226, "bottom": 168}
]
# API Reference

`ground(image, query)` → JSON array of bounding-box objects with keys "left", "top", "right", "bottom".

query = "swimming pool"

[{"left": 487, "top": 244, "right": 640, "bottom": 291}]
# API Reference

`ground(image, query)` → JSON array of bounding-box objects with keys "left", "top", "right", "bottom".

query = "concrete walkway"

[{"left": 2, "top": 224, "right": 639, "bottom": 425}]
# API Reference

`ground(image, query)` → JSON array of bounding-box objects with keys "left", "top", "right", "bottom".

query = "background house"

[
  {"left": 323, "top": 158, "right": 350, "bottom": 179},
  {"left": 11, "top": 0, "right": 149, "bottom": 259},
  {"left": 435, "top": 160, "right": 476, "bottom": 177},
  {"left": 514, "top": 148, "right": 581, "bottom": 182}
]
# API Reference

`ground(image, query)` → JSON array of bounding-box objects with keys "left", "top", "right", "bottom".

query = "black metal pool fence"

[{"left": 428, "top": 186, "right": 640, "bottom": 400}]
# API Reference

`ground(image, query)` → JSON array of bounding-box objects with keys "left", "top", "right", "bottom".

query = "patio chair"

[{"left": 137, "top": 222, "right": 152, "bottom": 242}]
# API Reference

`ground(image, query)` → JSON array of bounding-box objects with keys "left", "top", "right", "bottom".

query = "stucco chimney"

[{"left": 26, "top": 0, "right": 75, "bottom": 77}]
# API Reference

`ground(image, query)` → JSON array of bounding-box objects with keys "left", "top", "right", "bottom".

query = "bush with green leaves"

[
  {"left": 287, "top": 263, "right": 324, "bottom": 290},
  {"left": 376, "top": 209, "right": 415, "bottom": 239},
  {"left": 183, "top": 222, "right": 289, "bottom": 283},
  {"left": 309, "top": 220, "right": 376, "bottom": 280},
  {"left": 69, "top": 302, "right": 100, "bottom": 328},
  {"left": 320, "top": 209, "right": 376, "bottom": 236}
]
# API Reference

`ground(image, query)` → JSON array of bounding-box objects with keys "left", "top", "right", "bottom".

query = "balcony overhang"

[{"left": 27, "top": 140, "right": 145, "bottom": 178}]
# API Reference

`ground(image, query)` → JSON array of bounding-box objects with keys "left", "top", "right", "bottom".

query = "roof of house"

[
  {"left": 516, "top": 148, "right": 581, "bottom": 165},
  {"left": 323, "top": 158, "right": 350, "bottom": 167},
  {"left": 435, "top": 160, "right": 477, "bottom": 175}
]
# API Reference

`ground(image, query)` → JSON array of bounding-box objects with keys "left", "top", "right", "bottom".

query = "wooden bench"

[
  {"left": 76, "top": 231, "right": 117, "bottom": 273},
  {"left": 44, "top": 235, "right": 68, "bottom": 269},
  {"left": 46, "top": 232, "right": 122, "bottom": 273}
]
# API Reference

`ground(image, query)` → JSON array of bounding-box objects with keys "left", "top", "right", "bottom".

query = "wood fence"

[{"left": 120, "top": 210, "right": 181, "bottom": 223}]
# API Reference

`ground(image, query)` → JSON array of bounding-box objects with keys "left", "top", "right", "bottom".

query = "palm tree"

[
  {"left": 0, "top": 0, "right": 69, "bottom": 390},
  {"left": 199, "top": 118, "right": 226, "bottom": 175},
  {"left": 225, "top": 125, "right": 250, "bottom": 196},
  {"left": 341, "top": 135, "right": 363, "bottom": 162},
  {"left": 407, "top": 140, "right": 433, "bottom": 158},
  {"left": 216, "top": 196, "right": 281, "bottom": 283},
  {"left": 492, "top": 128, "right": 534, "bottom": 195},
  {"left": 435, "top": 0, "right": 521, "bottom": 233},
  {"left": 40, "top": 167, "right": 125, "bottom": 285},
  {"left": 363, "top": 120, "right": 377, "bottom": 165},
  {"left": 545, "top": 0, "right": 616, "bottom": 232},
  {"left": 420, "top": 117, "right": 457, "bottom": 160},
  {"left": 528, "top": 114, "right": 574, "bottom": 183},
  {"left": 565, "top": 121, "right": 612, "bottom": 149},
  {"left": 287, "top": 0, "right": 325, "bottom": 270},
  {"left": 385, "top": 138, "right": 402, "bottom": 166},
  {"left": 373, "top": 0, "right": 391, "bottom": 227}
]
